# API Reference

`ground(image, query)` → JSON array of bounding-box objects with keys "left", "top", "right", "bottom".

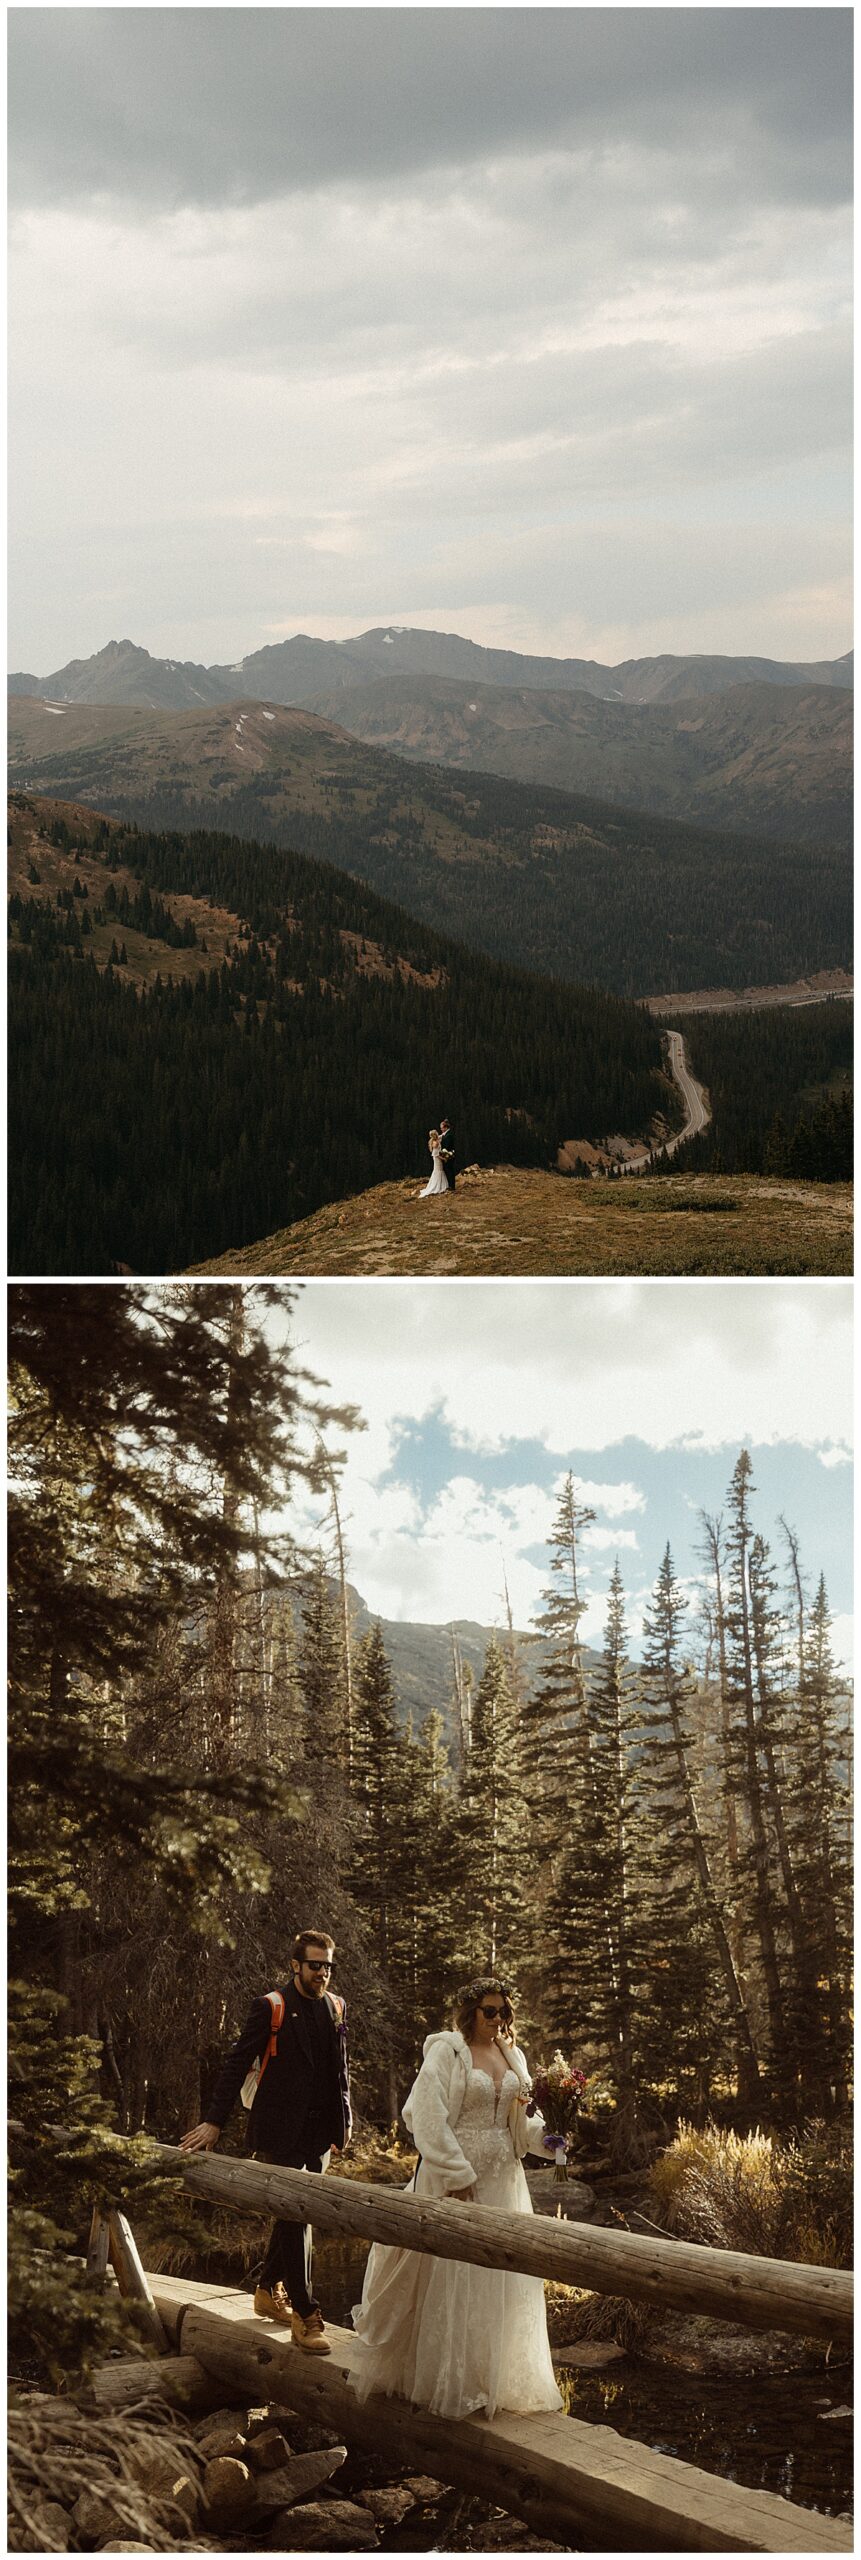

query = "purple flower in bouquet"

[
  {"left": 532, "top": 2052, "right": 588, "bottom": 2152},
  {"left": 531, "top": 2052, "right": 588, "bottom": 2181}
]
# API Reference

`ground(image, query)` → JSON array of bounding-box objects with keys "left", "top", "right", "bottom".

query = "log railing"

[{"left": 146, "top": 2143, "right": 852, "bottom": 2344}]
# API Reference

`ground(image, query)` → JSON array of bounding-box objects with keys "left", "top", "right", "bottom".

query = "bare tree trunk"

[{"left": 208, "top": 1290, "right": 244, "bottom": 1773}]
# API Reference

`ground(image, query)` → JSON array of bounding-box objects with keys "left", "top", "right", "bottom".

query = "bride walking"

[
  {"left": 350, "top": 1977, "right": 561, "bottom": 2420},
  {"left": 419, "top": 1128, "right": 449, "bottom": 1197}
]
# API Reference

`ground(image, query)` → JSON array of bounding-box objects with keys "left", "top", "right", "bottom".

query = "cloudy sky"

[
  {"left": 275, "top": 1280, "right": 853, "bottom": 1670},
  {"left": 9, "top": 7, "right": 852, "bottom": 673}
]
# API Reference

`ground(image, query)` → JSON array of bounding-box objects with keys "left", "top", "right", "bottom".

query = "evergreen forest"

[
  {"left": 10, "top": 1287, "right": 852, "bottom": 2383},
  {"left": 657, "top": 1005, "right": 853, "bottom": 1180},
  {"left": 8, "top": 800, "right": 675, "bottom": 1275}
]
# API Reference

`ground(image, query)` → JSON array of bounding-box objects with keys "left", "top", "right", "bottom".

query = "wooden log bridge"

[
  {"left": 147, "top": 2274, "right": 851, "bottom": 2555},
  {"left": 154, "top": 2143, "right": 853, "bottom": 2344},
  {"left": 117, "top": 2145, "right": 854, "bottom": 2554}
]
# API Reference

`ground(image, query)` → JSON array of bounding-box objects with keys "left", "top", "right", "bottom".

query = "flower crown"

[{"left": 457, "top": 1976, "right": 514, "bottom": 2010}]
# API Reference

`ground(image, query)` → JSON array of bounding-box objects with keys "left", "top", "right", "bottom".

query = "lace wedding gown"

[
  {"left": 420, "top": 1143, "right": 449, "bottom": 1197},
  {"left": 350, "top": 2064, "right": 562, "bottom": 2419}
]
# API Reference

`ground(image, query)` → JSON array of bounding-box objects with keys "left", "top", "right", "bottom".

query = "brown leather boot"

[
  {"left": 253, "top": 2280, "right": 291, "bottom": 2322},
  {"left": 291, "top": 2307, "right": 331, "bottom": 2354}
]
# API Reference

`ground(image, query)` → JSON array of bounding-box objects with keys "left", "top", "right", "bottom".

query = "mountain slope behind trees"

[{"left": 7, "top": 698, "right": 852, "bottom": 998}]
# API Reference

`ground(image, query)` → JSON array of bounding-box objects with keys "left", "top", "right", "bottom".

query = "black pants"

[{"left": 255, "top": 2137, "right": 328, "bottom": 2317}]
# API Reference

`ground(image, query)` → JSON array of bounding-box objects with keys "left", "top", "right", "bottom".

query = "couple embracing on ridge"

[
  {"left": 420, "top": 1113, "right": 457, "bottom": 1198},
  {"left": 181, "top": 1928, "right": 560, "bottom": 2420}
]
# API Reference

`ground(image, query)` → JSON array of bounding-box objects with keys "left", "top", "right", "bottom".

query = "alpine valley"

[{"left": 6, "top": 622, "right": 853, "bottom": 1278}]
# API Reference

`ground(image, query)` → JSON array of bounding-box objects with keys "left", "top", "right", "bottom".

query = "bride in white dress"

[
  {"left": 419, "top": 1128, "right": 449, "bottom": 1197},
  {"left": 350, "top": 1978, "right": 561, "bottom": 2420}
]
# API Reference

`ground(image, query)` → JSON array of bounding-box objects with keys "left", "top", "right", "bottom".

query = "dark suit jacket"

[{"left": 207, "top": 1979, "right": 351, "bottom": 2158}]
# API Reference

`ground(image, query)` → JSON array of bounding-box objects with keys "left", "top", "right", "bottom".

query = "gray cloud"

[
  {"left": 8, "top": 9, "right": 852, "bottom": 668},
  {"left": 9, "top": 9, "right": 852, "bottom": 212}
]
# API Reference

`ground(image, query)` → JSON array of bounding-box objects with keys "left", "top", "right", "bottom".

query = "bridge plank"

[{"left": 148, "top": 2276, "right": 852, "bottom": 2554}]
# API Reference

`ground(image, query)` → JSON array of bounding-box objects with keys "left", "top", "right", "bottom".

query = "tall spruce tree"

[
  {"left": 456, "top": 1635, "right": 531, "bottom": 1980},
  {"left": 785, "top": 1570, "right": 852, "bottom": 2106},
  {"left": 405, "top": 1708, "right": 462, "bottom": 2055},
  {"left": 722, "top": 1452, "right": 790, "bottom": 2098},
  {"left": 523, "top": 1476, "right": 598, "bottom": 2009},
  {"left": 9, "top": 1281, "right": 347, "bottom": 2378},
  {"left": 566, "top": 1566, "right": 643, "bottom": 2124},
  {"left": 637, "top": 1548, "right": 736, "bottom": 2107}
]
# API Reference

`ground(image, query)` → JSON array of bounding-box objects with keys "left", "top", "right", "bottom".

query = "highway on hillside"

[
  {"left": 662, "top": 1028, "right": 711, "bottom": 1152},
  {"left": 626, "top": 1029, "right": 711, "bottom": 1170}
]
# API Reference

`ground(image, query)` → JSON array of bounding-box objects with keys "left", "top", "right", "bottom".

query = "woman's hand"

[{"left": 450, "top": 2182, "right": 477, "bottom": 2201}]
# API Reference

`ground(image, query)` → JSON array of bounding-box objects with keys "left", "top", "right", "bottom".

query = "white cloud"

[
  {"left": 276, "top": 1281, "right": 852, "bottom": 1634},
  {"left": 828, "top": 1614, "right": 854, "bottom": 1674}
]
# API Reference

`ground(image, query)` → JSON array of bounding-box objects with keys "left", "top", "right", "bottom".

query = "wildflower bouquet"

[{"left": 532, "top": 2053, "right": 588, "bottom": 2178}]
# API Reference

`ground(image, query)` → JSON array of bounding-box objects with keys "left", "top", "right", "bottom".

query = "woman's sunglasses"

[{"left": 478, "top": 2002, "right": 508, "bottom": 2019}]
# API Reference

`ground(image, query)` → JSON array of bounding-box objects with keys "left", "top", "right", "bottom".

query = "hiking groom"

[{"left": 180, "top": 1927, "right": 351, "bottom": 2354}]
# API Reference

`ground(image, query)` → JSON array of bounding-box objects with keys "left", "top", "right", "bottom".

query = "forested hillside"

[
  {"left": 8, "top": 796, "right": 674, "bottom": 1275},
  {"left": 8, "top": 696, "right": 852, "bottom": 997},
  {"left": 662, "top": 1005, "right": 853, "bottom": 1180}
]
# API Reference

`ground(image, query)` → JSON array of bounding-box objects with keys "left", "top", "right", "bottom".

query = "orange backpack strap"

[
  {"left": 325, "top": 1991, "right": 345, "bottom": 2025},
  {"left": 257, "top": 1988, "right": 285, "bottom": 2089}
]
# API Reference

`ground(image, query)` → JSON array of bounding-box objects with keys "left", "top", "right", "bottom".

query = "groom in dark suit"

[
  {"left": 440, "top": 1116, "right": 456, "bottom": 1192},
  {"left": 180, "top": 1928, "right": 351, "bottom": 2354}
]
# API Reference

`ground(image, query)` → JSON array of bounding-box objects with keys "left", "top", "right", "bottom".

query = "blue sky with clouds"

[{"left": 276, "top": 1281, "right": 853, "bottom": 1669}]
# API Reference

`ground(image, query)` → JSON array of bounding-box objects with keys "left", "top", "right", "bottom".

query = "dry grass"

[
  {"left": 186, "top": 1167, "right": 852, "bottom": 1278},
  {"left": 8, "top": 2392, "right": 213, "bottom": 2551},
  {"left": 648, "top": 2120, "right": 853, "bottom": 2267}
]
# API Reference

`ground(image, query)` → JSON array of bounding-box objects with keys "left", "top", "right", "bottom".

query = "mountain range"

[
  {"left": 10, "top": 624, "right": 853, "bottom": 709},
  {"left": 9, "top": 625, "right": 852, "bottom": 850}
]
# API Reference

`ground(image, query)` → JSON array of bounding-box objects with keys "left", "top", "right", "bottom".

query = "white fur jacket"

[{"left": 401, "top": 2030, "right": 547, "bottom": 2197}]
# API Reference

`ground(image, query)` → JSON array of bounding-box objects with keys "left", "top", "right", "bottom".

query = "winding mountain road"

[{"left": 626, "top": 1028, "right": 711, "bottom": 1170}]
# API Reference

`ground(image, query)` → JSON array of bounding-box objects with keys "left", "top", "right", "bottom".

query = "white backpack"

[{"left": 240, "top": 1988, "right": 286, "bottom": 2110}]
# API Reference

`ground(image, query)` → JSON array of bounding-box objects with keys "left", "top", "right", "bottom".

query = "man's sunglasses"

[
  {"left": 304, "top": 1958, "right": 333, "bottom": 1973},
  {"left": 479, "top": 2002, "right": 507, "bottom": 2019}
]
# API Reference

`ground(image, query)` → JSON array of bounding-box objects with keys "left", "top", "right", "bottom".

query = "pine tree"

[
  {"left": 405, "top": 1708, "right": 462, "bottom": 2058},
  {"left": 785, "top": 1573, "right": 852, "bottom": 2105},
  {"left": 722, "top": 1452, "right": 790, "bottom": 2095},
  {"left": 455, "top": 1633, "right": 531, "bottom": 1984},
  {"left": 568, "top": 1566, "right": 643, "bottom": 2123},
  {"left": 747, "top": 1531, "right": 831, "bottom": 2109},
  {"left": 9, "top": 1281, "right": 343, "bottom": 2378},
  {"left": 351, "top": 1622, "right": 402, "bottom": 1977},
  {"left": 637, "top": 1549, "right": 737, "bottom": 2107}
]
